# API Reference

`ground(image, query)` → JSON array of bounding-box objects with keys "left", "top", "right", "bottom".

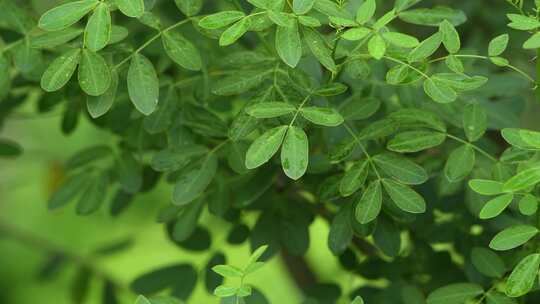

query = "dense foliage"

[{"left": 3, "top": 0, "right": 540, "bottom": 303}]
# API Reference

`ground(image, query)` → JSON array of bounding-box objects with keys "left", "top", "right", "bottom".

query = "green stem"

[
  {"left": 343, "top": 122, "right": 382, "bottom": 179},
  {"left": 430, "top": 54, "right": 536, "bottom": 83},
  {"left": 0, "top": 39, "right": 23, "bottom": 54},
  {"left": 383, "top": 55, "right": 431, "bottom": 80},
  {"left": 289, "top": 95, "right": 311, "bottom": 127},
  {"left": 113, "top": 18, "right": 192, "bottom": 70},
  {"left": 445, "top": 133, "right": 498, "bottom": 162}
]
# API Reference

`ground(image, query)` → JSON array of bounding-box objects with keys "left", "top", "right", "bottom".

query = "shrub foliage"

[{"left": 2, "top": 0, "right": 540, "bottom": 303}]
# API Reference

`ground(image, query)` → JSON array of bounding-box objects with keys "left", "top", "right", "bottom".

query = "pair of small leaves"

[
  {"left": 39, "top": 0, "right": 113, "bottom": 52},
  {"left": 41, "top": 48, "right": 111, "bottom": 96},
  {"left": 244, "top": 125, "right": 308, "bottom": 180},
  {"left": 212, "top": 245, "right": 268, "bottom": 298}
]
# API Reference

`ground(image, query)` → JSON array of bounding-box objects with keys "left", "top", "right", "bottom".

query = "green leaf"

[
  {"left": 268, "top": 11, "right": 293, "bottom": 27},
  {"left": 199, "top": 11, "right": 246, "bottom": 29},
  {"left": 172, "top": 153, "right": 218, "bottom": 206},
  {"left": 408, "top": 32, "right": 442, "bottom": 62},
  {"left": 328, "top": 205, "right": 353, "bottom": 255},
  {"left": 341, "top": 27, "right": 371, "bottom": 41},
  {"left": 382, "top": 179, "right": 426, "bottom": 214},
  {"left": 439, "top": 20, "right": 460, "bottom": 54},
  {"left": 445, "top": 55, "right": 464, "bottom": 73},
  {"left": 386, "top": 64, "right": 409, "bottom": 85},
  {"left": 135, "top": 295, "right": 151, "bottom": 304},
  {"left": 76, "top": 172, "right": 108, "bottom": 215},
  {"left": 479, "top": 193, "right": 514, "bottom": 219},
  {"left": 245, "top": 126, "right": 288, "bottom": 169},
  {"left": 388, "top": 109, "right": 446, "bottom": 132},
  {"left": 490, "top": 56, "right": 509, "bottom": 67},
  {"left": 212, "top": 69, "right": 271, "bottom": 96},
  {"left": 248, "top": 245, "right": 269, "bottom": 265},
  {"left": 87, "top": 70, "right": 118, "bottom": 118},
  {"left": 0, "top": 139, "right": 22, "bottom": 157},
  {"left": 293, "top": 0, "right": 315, "bottom": 15},
  {"left": 387, "top": 131, "right": 446, "bottom": 153},
  {"left": 303, "top": 27, "right": 336, "bottom": 73},
  {"left": 298, "top": 16, "right": 321, "bottom": 27},
  {"left": 212, "top": 265, "right": 244, "bottom": 278},
  {"left": 341, "top": 96, "right": 381, "bottom": 121},
  {"left": 313, "top": 0, "right": 352, "bottom": 19},
  {"left": 245, "top": 102, "right": 295, "bottom": 118},
  {"left": 394, "top": 0, "right": 422, "bottom": 12},
  {"left": 127, "top": 54, "right": 159, "bottom": 115},
  {"left": 66, "top": 145, "right": 111, "bottom": 170},
  {"left": 486, "top": 292, "right": 516, "bottom": 304},
  {"left": 151, "top": 146, "right": 207, "bottom": 172},
  {"left": 329, "top": 18, "right": 358, "bottom": 28},
  {"left": 116, "top": 153, "right": 142, "bottom": 194},
  {"left": 468, "top": 179, "right": 504, "bottom": 195},
  {"left": 84, "top": 3, "right": 111, "bottom": 52},
  {"left": 423, "top": 78, "right": 457, "bottom": 104},
  {"left": 507, "top": 13, "right": 540, "bottom": 30},
  {"left": 314, "top": 83, "right": 348, "bottom": 96},
  {"left": 340, "top": 159, "right": 369, "bottom": 197},
  {"left": 247, "top": 0, "right": 284, "bottom": 10},
  {"left": 276, "top": 21, "right": 302, "bottom": 68},
  {"left": 444, "top": 145, "right": 475, "bottom": 182},
  {"left": 214, "top": 286, "right": 238, "bottom": 298},
  {"left": 503, "top": 166, "right": 540, "bottom": 192},
  {"left": 489, "top": 34, "right": 509, "bottom": 56},
  {"left": 523, "top": 32, "right": 540, "bottom": 49},
  {"left": 300, "top": 107, "right": 344, "bottom": 127},
  {"left": 471, "top": 247, "right": 506, "bottom": 278},
  {"left": 356, "top": 0, "right": 376, "bottom": 24},
  {"left": 399, "top": 7, "right": 467, "bottom": 27},
  {"left": 368, "top": 34, "right": 386, "bottom": 60},
  {"left": 48, "top": 173, "right": 89, "bottom": 210},
  {"left": 116, "top": 0, "right": 144, "bottom": 18},
  {"left": 383, "top": 32, "right": 419, "bottom": 48},
  {"left": 175, "top": 0, "right": 203, "bottom": 17},
  {"left": 502, "top": 128, "right": 540, "bottom": 150},
  {"left": 463, "top": 103, "right": 487, "bottom": 142},
  {"left": 357, "top": 119, "right": 398, "bottom": 141},
  {"left": 373, "top": 10, "right": 396, "bottom": 29},
  {"left": 41, "top": 48, "right": 81, "bottom": 92},
  {"left": 355, "top": 180, "right": 382, "bottom": 224},
  {"left": 39, "top": 0, "right": 98, "bottom": 31},
  {"left": 506, "top": 254, "right": 540, "bottom": 297},
  {"left": 280, "top": 126, "right": 309, "bottom": 180},
  {"left": 518, "top": 194, "right": 538, "bottom": 216},
  {"left": 109, "top": 26, "right": 126, "bottom": 42},
  {"left": 351, "top": 296, "right": 365, "bottom": 304},
  {"left": 78, "top": 49, "right": 111, "bottom": 96},
  {"left": 162, "top": 30, "right": 202, "bottom": 71},
  {"left": 426, "top": 283, "right": 483, "bottom": 304},
  {"left": 373, "top": 218, "right": 401, "bottom": 257},
  {"left": 220, "top": 17, "right": 251, "bottom": 46},
  {"left": 30, "top": 28, "right": 84, "bottom": 49},
  {"left": 489, "top": 225, "right": 538, "bottom": 251},
  {"left": 373, "top": 153, "right": 428, "bottom": 185}
]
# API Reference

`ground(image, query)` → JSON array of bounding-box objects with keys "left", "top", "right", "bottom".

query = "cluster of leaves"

[{"left": 2, "top": 0, "right": 540, "bottom": 303}]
